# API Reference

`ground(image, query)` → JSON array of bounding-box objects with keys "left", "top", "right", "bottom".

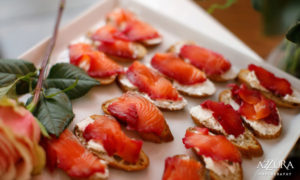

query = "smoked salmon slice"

[
  {"left": 183, "top": 127, "right": 241, "bottom": 163},
  {"left": 162, "top": 155, "right": 205, "bottom": 180},
  {"left": 83, "top": 115, "right": 143, "bottom": 163},
  {"left": 248, "top": 64, "right": 293, "bottom": 96},
  {"left": 44, "top": 129, "right": 108, "bottom": 178},
  {"left": 151, "top": 53, "right": 206, "bottom": 85},
  {"left": 201, "top": 100, "right": 245, "bottom": 137},
  {"left": 126, "top": 61, "right": 182, "bottom": 101},
  {"left": 229, "top": 84, "right": 280, "bottom": 125},
  {"left": 69, "top": 43, "right": 123, "bottom": 78},
  {"left": 179, "top": 44, "right": 231, "bottom": 76},
  {"left": 104, "top": 92, "right": 173, "bottom": 143}
]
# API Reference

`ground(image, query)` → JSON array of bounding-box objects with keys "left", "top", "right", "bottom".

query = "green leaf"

[
  {"left": 30, "top": 88, "right": 74, "bottom": 137},
  {"left": 0, "top": 80, "right": 16, "bottom": 99},
  {"left": 43, "top": 63, "right": 100, "bottom": 99},
  {"left": 286, "top": 21, "right": 300, "bottom": 45}
]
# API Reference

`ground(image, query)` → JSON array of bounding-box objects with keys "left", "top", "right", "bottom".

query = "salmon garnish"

[
  {"left": 151, "top": 53, "right": 206, "bottom": 85},
  {"left": 44, "top": 130, "right": 108, "bottom": 178},
  {"left": 179, "top": 44, "right": 231, "bottom": 76},
  {"left": 83, "top": 115, "right": 143, "bottom": 163},
  {"left": 201, "top": 100, "right": 245, "bottom": 137},
  {"left": 69, "top": 43, "right": 123, "bottom": 78},
  {"left": 248, "top": 64, "right": 292, "bottom": 96},
  {"left": 126, "top": 61, "right": 182, "bottom": 101},
  {"left": 162, "top": 155, "right": 205, "bottom": 180},
  {"left": 183, "top": 127, "right": 241, "bottom": 163},
  {"left": 229, "top": 84, "right": 280, "bottom": 125}
]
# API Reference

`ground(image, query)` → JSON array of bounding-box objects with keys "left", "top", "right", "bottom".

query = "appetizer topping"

[
  {"left": 162, "top": 155, "right": 205, "bottom": 180},
  {"left": 44, "top": 129, "right": 108, "bottom": 178},
  {"left": 69, "top": 43, "right": 123, "bottom": 77},
  {"left": 83, "top": 115, "right": 143, "bottom": 163},
  {"left": 107, "top": 92, "right": 166, "bottom": 136},
  {"left": 248, "top": 64, "right": 293, "bottom": 96},
  {"left": 183, "top": 127, "right": 241, "bottom": 163},
  {"left": 151, "top": 53, "right": 207, "bottom": 85},
  {"left": 106, "top": 8, "right": 161, "bottom": 42},
  {"left": 91, "top": 25, "right": 138, "bottom": 59},
  {"left": 229, "top": 84, "right": 280, "bottom": 125},
  {"left": 180, "top": 44, "right": 231, "bottom": 76},
  {"left": 126, "top": 61, "right": 182, "bottom": 101},
  {"left": 201, "top": 100, "right": 245, "bottom": 137}
]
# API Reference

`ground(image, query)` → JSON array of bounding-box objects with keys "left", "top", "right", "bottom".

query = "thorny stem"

[{"left": 27, "top": 0, "right": 65, "bottom": 112}]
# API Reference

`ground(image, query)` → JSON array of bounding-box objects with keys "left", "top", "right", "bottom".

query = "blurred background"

[{"left": 0, "top": 0, "right": 299, "bottom": 179}]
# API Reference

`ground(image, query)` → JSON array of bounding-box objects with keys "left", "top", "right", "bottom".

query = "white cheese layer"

[
  {"left": 246, "top": 70, "right": 300, "bottom": 104},
  {"left": 202, "top": 156, "right": 239, "bottom": 176},
  {"left": 173, "top": 80, "right": 216, "bottom": 96},
  {"left": 76, "top": 116, "right": 95, "bottom": 132},
  {"left": 190, "top": 105, "right": 224, "bottom": 133},
  {"left": 142, "top": 37, "right": 162, "bottom": 45},
  {"left": 221, "top": 66, "right": 238, "bottom": 80}
]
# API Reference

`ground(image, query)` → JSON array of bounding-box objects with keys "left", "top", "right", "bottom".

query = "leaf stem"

[{"left": 28, "top": 0, "right": 65, "bottom": 112}]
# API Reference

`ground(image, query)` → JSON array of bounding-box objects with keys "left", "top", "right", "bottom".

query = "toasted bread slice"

[
  {"left": 168, "top": 41, "right": 238, "bottom": 82},
  {"left": 238, "top": 69, "right": 300, "bottom": 108},
  {"left": 190, "top": 105, "right": 263, "bottom": 158},
  {"left": 94, "top": 75, "right": 117, "bottom": 85},
  {"left": 102, "top": 96, "right": 173, "bottom": 143},
  {"left": 219, "top": 89, "right": 282, "bottom": 139},
  {"left": 74, "top": 115, "right": 149, "bottom": 171},
  {"left": 117, "top": 74, "right": 187, "bottom": 111}
]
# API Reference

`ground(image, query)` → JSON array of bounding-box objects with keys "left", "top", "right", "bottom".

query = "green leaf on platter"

[
  {"left": 30, "top": 88, "right": 74, "bottom": 137},
  {"left": 43, "top": 63, "right": 100, "bottom": 99},
  {"left": 286, "top": 21, "right": 300, "bottom": 45}
]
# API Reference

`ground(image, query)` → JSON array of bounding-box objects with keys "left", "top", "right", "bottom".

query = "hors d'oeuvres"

[
  {"left": 74, "top": 115, "right": 149, "bottom": 171},
  {"left": 44, "top": 129, "right": 108, "bottom": 179},
  {"left": 118, "top": 61, "right": 187, "bottom": 110},
  {"left": 106, "top": 8, "right": 162, "bottom": 46},
  {"left": 183, "top": 127, "right": 243, "bottom": 180},
  {"left": 162, "top": 155, "right": 205, "bottom": 180},
  {"left": 91, "top": 25, "right": 147, "bottom": 60},
  {"left": 190, "top": 100, "right": 263, "bottom": 158},
  {"left": 219, "top": 84, "right": 282, "bottom": 139},
  {"left": 169, "top": 41, "right": 237, "bottom": 82},
  {"left": 102, "top": 92, "right": 173, "bottom": 143},
  {"left": 151, "top": 53, "right": 216, "bottom": 97},
  {"left": 238, "top": 64, "right": 300, "bottom": 108},
  {"left": 69, "top": 43, "right": 123, "bottom": 84}
]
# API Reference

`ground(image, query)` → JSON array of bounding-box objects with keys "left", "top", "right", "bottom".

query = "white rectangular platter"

[{"left": 23, "top": 0, "right": 300, "bottom": 179}]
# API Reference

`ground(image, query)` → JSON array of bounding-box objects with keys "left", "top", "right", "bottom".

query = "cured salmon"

[
  {"left": 162, "top": 155, "right": 205, "bottom": 180},
  {"left": 248, "top": 64, "right": 292, "bottom": 96},
  {"left": 201, "top": 100, "right": 245, "bottom": 137},
  {"left": 44, "top": 129, "right": 108, "bottom": 178},
  {"left": 104, "top": 92, "right": 173, "bottom": 143},
  {"left": 69, "top": 43, "right": 123, "bottom": 78},
  {"left": 151, "top": 53, "right": 206, "bottom": 85},
  {"left": 179, "top": 44, "right": 231, "bottom": 76},
  {"left": 126, "top": 61, "right": 182, "bottom": 101},
  {"left": 106, "top": 8, "right": 162, "bottom": 44},
  {"left": 83, "top": 115, "right": 143, "bottom": 163},
  {"left": 183, "top": 127, "right": 241, "bottom": 163},
  {"left": 229, "top": 84, "right": 280, "bottom": 125}
]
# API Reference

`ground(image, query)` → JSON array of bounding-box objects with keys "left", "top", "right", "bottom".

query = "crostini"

[
  {"left": 69, "top": 43, "right": 123, "bottom": 84},
  {"left": 238, "top": 64, "right": 300, "bottom": 108},
  {"left": 43, "top": 129, "right": 109, "bottom": 179},
  {"left": 91, "top": 24, "right": 147, "bottom": 61},
  {"left": 151, "top": 53, "right": 216, "bottom": 97},
  {"left": 102, "top": 92, "right": 173, "bottom": 143},
  {"left": 162, "top": 154, "right": 205, "bottom": 180},
  {"left": 169, "top": 41, "right": 237, "bottom": 82},
  {"left": 219, "top": 84, "right": 282, "bottom": 139},
  {"left": 74, "top": 114, "right": 149, "bottom": 171},
  {"left": 183, "top": 127, "right": 243, "bottom": 180},
  {"left": 190, "top": 100, "right": 263, "bottom": 158},
  {"left": 106, "top": 8, "right": 162, "bottom": 46},
  {"left": 117, "top": 61, "right": 187, "bottom": 110}
]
